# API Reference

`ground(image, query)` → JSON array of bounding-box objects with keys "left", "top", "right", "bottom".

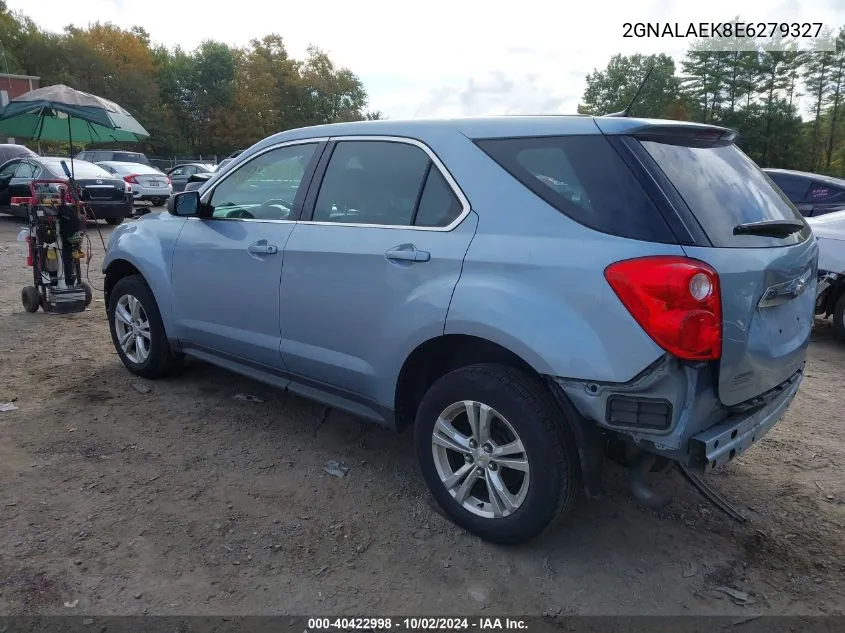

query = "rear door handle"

[
  {"left": 247, "top": 241, "right": 278, "bottom": 255},
  {"left": 385, "top": 244, "right": 430, "bottom": 263}
]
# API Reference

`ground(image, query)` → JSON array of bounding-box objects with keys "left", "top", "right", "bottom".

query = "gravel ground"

[{"left": 0, "top": 212, "right": 843, "bottom": 616}]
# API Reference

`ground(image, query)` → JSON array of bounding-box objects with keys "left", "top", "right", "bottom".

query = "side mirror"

[{"left": 168, "top": 190, "right": 201, "bottom": 216}]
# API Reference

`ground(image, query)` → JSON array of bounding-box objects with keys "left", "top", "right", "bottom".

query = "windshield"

[
  {"left": 640, "top": 140, "right": 811, "bottom": 248},
  {"left": 43, "top": 159, "right": 114, "bottom": 180}
]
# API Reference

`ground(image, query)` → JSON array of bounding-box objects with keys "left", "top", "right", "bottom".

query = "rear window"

[
  {"left": 641, "top": 141, "right": 811, "bottom": 248},
  {"left": 43, "top": 159, "right": 113, "bottom": 180},
  {"left": 475, "top": 135, "right": 675, "bottom": 242}
]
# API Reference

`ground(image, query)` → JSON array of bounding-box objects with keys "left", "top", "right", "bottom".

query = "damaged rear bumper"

[
  {"left": 688, "top": 371, "right": 801, "bottom": 472},
  {"left": 553, "top": 357, "right": 803, "bottom": 473}
]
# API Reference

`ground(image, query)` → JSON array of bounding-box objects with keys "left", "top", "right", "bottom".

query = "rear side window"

[
  {"left": 475, "top": 135, "right": 674, "bottom": 242},
  {"left": 14, "top": 162, "right": 38, "bottom": 178},
  {"left": 641, "top": 141, "right": 811, "bottom": 248},
  {"left": 767, "top": 173, "right": 811, "bottom": 202},
  {"left": 415, "top": 167, "right": 462, "bottom": 227}
]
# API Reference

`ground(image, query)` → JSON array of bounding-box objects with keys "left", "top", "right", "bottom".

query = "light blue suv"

[{"left": 103, "top": 116, "right": 817, "bottom": 544}]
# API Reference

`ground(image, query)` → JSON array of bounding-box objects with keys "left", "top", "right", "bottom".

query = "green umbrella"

[{"left": 0, "top": 84, "right": 149, "bottom": 144}]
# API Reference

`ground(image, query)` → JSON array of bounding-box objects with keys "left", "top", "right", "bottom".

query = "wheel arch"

[
  {"left": 103, "top": 256, "right": 177, "bottom": 347},
  {"left": 394, "top": 334, "right": 536, "bottom": 433},
  {"left": 103, "top": 258, "right": 143, "bottom": 308},
  {"left": 396, "top": 333, "right": 604, "bottom": 498}
]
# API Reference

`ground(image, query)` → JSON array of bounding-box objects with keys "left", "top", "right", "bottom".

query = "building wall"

[{"left": 0, "top": 74, "right": 40, "bottom": 143}]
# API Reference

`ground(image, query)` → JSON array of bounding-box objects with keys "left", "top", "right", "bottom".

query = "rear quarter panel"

[
  {"left": 435, "top": 129, "right": 685, "bottom": 383},
  {"left": 102, "top": 213, "right": 187, "bottom": 330}
]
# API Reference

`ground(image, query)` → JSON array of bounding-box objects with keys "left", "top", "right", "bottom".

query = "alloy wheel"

[
  {"left": 114, "top": 293, "right": 151, "bottom": 364},
  {"left": 431, "top": 400, "right": 530, "bottom": 519}
]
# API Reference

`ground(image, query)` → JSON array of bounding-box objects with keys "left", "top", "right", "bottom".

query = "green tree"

[
  {"left": 578, "top": 53, "right": 682, "bottom": 118},
  {"left": 756, "top": 45, "right": 798, "bottom": 162},
  {"left": 823, "top": 28, "right": 845, "bottom": 169},
  {"left": 803, "top": 31, "right": 837, "bottom": 170},
  {"left": 299, "top": 46, "right": 368, "bottom": 124},
  {"left": 681, "top": 40, "right": 732, "bottom": 123}
]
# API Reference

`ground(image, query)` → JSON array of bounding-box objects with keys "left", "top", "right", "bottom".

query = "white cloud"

[{"left": 7, "top": 0, "right": 844, "bottom": 118}]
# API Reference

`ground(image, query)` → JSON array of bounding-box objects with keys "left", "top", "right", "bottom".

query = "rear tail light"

[
  {"left": 163, "top": 176, "right": 171, "bottom": 184},
  {"left": 604, "top": 256, "right": 722, "bottom": 361},
  {"left": 123, "top": 175, "right": 139, "bottom": 184}
]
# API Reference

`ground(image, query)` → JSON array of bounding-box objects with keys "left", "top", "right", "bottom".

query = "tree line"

[
  {"left": 2, "top": 3, "right": 844, "bottom": 175},
  {"left": 578, "top": 25, "right": 845, "bottom": 177},
  {"left": 0, "top": 1, "right": 380, "bottom": 157}
]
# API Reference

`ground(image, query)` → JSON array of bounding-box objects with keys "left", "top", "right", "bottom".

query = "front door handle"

[
  {"left": 385, "top": 244, "right": 430, "bottom": 263},
  {"left": 247, "top": 241, "right": 278, "bottom": 255}
]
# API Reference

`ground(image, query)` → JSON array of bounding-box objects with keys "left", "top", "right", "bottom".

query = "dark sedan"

[
  {"left": 166, "top": 162, "right": 214, "bottom": 193},
  {"left": 764, "top": 168, "right": 845, "bottom": 217},
  {"left": 0, "top": 156, "right": 133, "bottom": 225}
]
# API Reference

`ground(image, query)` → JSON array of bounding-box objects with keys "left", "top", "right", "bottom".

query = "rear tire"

[
  {"left": 108, "top": 274, "right": 182, "bottom": 378},
  {"left": 833, "top": 293, "right": 845, "bottom": 344},
  {"left": 106, "top": 217, "right": 122, "bottom": 226},
  {"left": 414, "top": 363, "right": 579, "bottom": 545},
  {"left": 21, "top": 286, "right": 40, "bottom": 313}
]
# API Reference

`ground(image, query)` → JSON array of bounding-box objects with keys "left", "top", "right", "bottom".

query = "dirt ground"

[{"left": 0, "top": 212, "right": 843, "bottom": 617}]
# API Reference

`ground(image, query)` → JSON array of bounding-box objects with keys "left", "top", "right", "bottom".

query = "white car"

[
  {"left": 807, "top": 210, "right": 845, "bottom": 342},
  {"left": 96, "top": 161, "right": 172, "bottom": 207}
]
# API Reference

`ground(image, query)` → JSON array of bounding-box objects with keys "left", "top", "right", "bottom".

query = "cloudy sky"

[{"left": 7, "top": 0, "right": 844, "bottom": 118}]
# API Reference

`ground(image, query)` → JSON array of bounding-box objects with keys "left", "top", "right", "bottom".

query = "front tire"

[
  {"left": 414, "top": 364, "right": 579, "bottom": 544},
  {"left": 106, "top": 217, "right": 123, "bottom": 226},
  {"left": 108, "top": 274, "right": 182, "bottom": 378},
  {"left": 833, "top": 293, "right": 845, "bottom": 344}
]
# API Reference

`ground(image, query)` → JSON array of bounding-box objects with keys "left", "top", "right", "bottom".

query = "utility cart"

[{"left": 17, "top": 178, "right": 93, "bottom": 314}]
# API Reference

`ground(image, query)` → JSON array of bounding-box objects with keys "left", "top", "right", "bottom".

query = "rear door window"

[
  {"left": 312, "top": 141, "right": 429, "bottom": 226},
  {"left": 475, "top": 135, "right": 675, "bottom": 242},
  {"left": 641, "top": 141, "right": 811, "bottom": 248}
]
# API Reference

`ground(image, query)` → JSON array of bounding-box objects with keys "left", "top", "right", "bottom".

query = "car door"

[
  {"left": 0, "top": 159, "right": 21, "bottom": 210},
  {"left": 279, "top": 137, "right": 477, "bottom": 415},
  {"left": 168, "top": 166, "right": 191, "bottom": 192},
  {"left": 170, "top": 140, "right": 324, "bottom": 371}
]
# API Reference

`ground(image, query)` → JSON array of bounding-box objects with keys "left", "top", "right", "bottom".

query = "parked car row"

[
  {"left": 0, "top": 144, "right": 243, "bottom": 217},
  {"left": 0, "top": 155, "right": 133, "bottom": 224}
]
